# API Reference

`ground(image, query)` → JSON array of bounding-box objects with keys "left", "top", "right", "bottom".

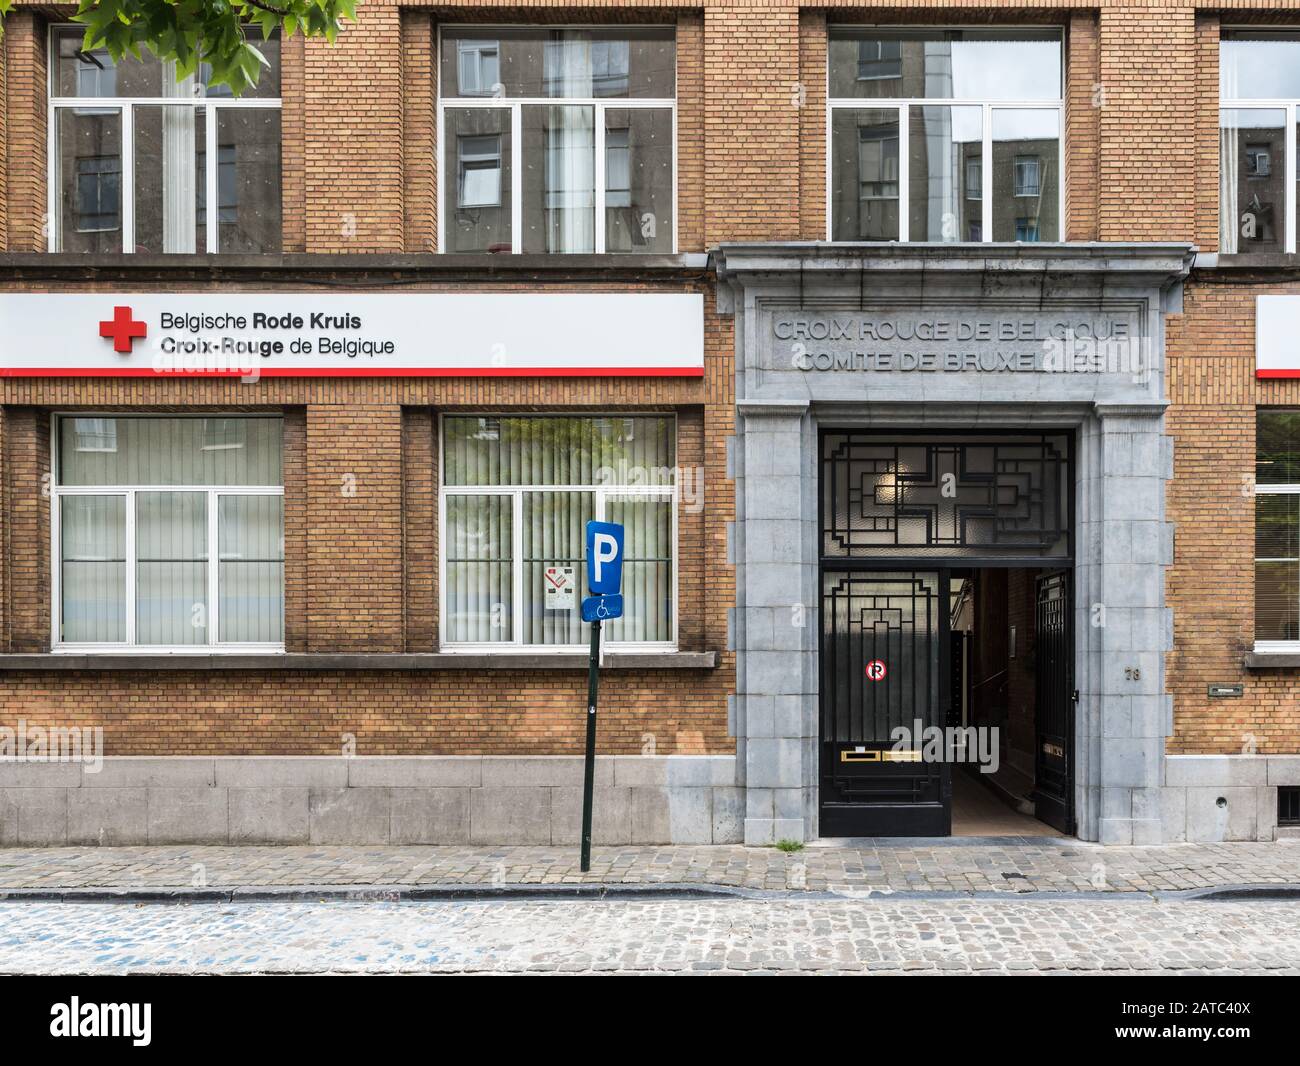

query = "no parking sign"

[{"left": 865, "top": 660, "right": 887, "bottom": 682}]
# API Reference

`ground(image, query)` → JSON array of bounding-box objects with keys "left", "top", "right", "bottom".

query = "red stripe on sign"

[
  {"left": 1, "top": 366, "right": 704, "bottom": 378},
  {"left": 1257, "top": 370, "right": 1300, "bottom": 378}
]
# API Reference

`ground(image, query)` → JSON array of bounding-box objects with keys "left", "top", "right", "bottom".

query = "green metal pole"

[{"left": 580, "top": 617, "right": 602, "bottom": 872}]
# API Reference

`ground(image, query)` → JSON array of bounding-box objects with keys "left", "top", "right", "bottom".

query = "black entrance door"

[
  {"left": 1032, "top": 569, "right": 1075, "bottom": 834},
  {"left": 818, "top": 429, "right": 1074, "bottom": 837},
  {"left": 819, "top": 570, "right": 951, "bottom": 836}
]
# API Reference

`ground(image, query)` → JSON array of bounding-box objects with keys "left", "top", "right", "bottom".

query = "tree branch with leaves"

[{"left": 0, "top": 0, "right": 356, "bottom": 96}]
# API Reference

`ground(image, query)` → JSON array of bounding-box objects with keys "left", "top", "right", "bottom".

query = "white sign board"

[
  {"left": 544, "top": 566, "right": 576, "bottom": 611},
  {"left": 0, "top": 293, "right": 704, "bottom": 378},
  {"left": 1257, "top": 295, "right": 1300, "bottom": 378}
]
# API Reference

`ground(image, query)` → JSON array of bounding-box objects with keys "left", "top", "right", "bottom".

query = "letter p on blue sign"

[{"left": 585, "top": 520, "right": 624, "bottom": 596}]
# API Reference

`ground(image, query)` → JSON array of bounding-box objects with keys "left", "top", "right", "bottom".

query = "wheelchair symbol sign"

[{"left": 581, "top": 593, "right": 624, "bottom": 623}]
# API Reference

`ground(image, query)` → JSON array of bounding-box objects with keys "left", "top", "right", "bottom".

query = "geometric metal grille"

[
  {"left": 822, "top": 433, "right": 1070, "bottom": 558},
  {"left": 820, "top": 570, "right": 946, "bottom": 815}
]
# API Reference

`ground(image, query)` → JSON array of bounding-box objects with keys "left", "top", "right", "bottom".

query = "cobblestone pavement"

[
  {"left": 2, "top": 897, "right": 1299, "bottom": 973},
  {"left": 2, "top": 840, "right": 1300, "bottom": 896}
]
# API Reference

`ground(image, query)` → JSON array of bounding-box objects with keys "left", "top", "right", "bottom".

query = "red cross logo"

[{"left": 99, "top": 305, "right": 147, "bottom": 354}]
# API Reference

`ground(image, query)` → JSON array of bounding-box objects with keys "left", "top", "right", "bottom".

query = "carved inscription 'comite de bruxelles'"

[{"left": 769, "top": 312, "right": 1140, "bottom": 374}]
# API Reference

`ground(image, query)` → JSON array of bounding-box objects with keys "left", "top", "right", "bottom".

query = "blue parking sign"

[
  {"left": 585, "top": 520, "right": 624, "bottom": 596},
  {"left": 581, "top": 594, "right": 624, "bottom": 623}
]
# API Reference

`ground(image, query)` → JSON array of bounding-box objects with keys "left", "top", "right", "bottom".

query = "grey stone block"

[
  {"left": 746, "top": 738, "right": 803, "bottom": 789},
  {"left": 711, "top": 786, "right": 745, "bottom": 843},
  {"left": 348, "top": 757, "right": 482, "bottom": 788},
  {"left": 1185, "top": 786, "right": 1258, "bottom": 842},
  {"left": 68, "top": 788, "right": 149, "bottom": 845},
  {"left": 309, "top": 787, "right": 392, "bottom": 845},
  {"left": 469, "top": 787, "right": 551, "bottom": 845},
  {"left": 1160, "top": 786, "right": 1187, "bottom": 842},
  {"left": 148, "top": 786, "right": 229, "bottom": 845},
  {"left": 215, "top": 757, "right": 348, "bottom": 788},
  {"left": 390, "top": 788, "right": 471, "bottom": 845},
  {"left": 1165, "top": 755, "right": 1267, "bottom": 788},
  {"left": 771, "top": 817, "right": 805, "bottom": 842},
  {"left": 1099, "top": 738, "right": 1161, "bottom": 790},
  {"left": 630, "top": 786, "right": 712, "bottom": 844},
  {"left": 611, "top": 755, "right": 736, "bottom": 788},
  {"left": 480, "top": 757, "right": 610, "bottom": 788},
  {"left": 83, "top": 757, "right": 215, "bottom": 789},
  {"left": 0, "top": 788, "right": 67, "bottom": 845},
  {"left": 1266, "top": 756, "right": 1300, "bottom": 785},
  {"left": 550, "top": 787, "right": 632, "bottom": 845},
  {"left": 0, "top": 762, "right": 83, "bottom": 788},
  {"left": 228, "top": 788, "right": 309, "bottom": 845},
  {"left": 744, "top": 816, "right": 777, "bottom": 846},
  {"left": 1258, "top": 786, "right": 1279, "bottom": 842}
]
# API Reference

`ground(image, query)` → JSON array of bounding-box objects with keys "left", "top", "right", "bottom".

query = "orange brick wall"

[{"left": 1166, "top": 276, "right": 1300, "bottom": 755}]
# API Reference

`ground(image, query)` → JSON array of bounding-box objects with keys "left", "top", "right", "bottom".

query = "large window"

[
  {"left": 1256, "top": 411, "right": 1300, "bottom": 647},
  {"left": 1220, "top": 31, "right": 1300, "bottom": 254},
  {"left": 439, "top": 27, "right": 676, "bottom": 254},
  {"left": 828, "top": 27, "right": 1063, "bottom": 243},
  {"left": 441, "top": 416, "right": 676, "bottom": 649},
  {"left": 53, "top": 416, "right": 284, "bottom": 651},
  {"left": 49, "top": 25, "right": 282, "bottom": 253}
]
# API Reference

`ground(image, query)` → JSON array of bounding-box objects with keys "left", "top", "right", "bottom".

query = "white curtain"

[
  {"left": 161, "top": 68, "right": 198, "bottom": 252},
  {"left": 1220, "top": 122, "right": 1240, "bottom": 254},
  {"left": 135, "top": 491, "right": 207, "bottom": 645},
  {"left": 544, "top": 105, "right": 595, "bottom": 253},
  {"left": 60, "top": 416, "right": 281, "bottom": 487},
  {"left": 61, "top": 496, "right": 125, "bottom": 642},
  {"left": 443, "top": 417, "right": 675, "bottom": 646},
  {"left": 219, "top": 495, "right": 284, "bottom": 642}
]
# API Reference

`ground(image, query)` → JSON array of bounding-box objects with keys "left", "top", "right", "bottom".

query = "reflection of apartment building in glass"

[
  {"left": 828, "top": 28, "right": 1061, "bottom": 243},
  {"left": 50, "top": 26, "right": 281, "bottom": 254}
]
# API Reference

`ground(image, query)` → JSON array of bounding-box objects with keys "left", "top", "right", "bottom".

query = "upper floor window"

[
  {"left": 828, "top": 27, "right": 1063, "bottom": 243},
  {"left": 1220, "top": 31, "right": 1300, "bottom": 254},
  {"left": 438, "top": 26, "right": 676, "bottom": 254},
  {"left": 49, "top": 25, "right": 282, "bottom": 254}
]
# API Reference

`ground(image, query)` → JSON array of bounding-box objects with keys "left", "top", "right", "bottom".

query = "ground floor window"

[
  {"left": 53, "top": 415, "right": 284, "bottom": 651},
  {"left": 1256, "top": 409, "right": 1300, "bottom": 645},
  {"left": 440, "top": 414, "right": 676, "bottom": 649}
]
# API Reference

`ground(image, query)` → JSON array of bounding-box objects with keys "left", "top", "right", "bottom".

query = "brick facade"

[{"left": 1, "top": 2, "right": 1300, "bottom": 770}]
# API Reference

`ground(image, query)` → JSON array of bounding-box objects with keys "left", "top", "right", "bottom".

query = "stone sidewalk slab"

[{"left": 2, "top": 838, "right": 1300, "bottom": 896}]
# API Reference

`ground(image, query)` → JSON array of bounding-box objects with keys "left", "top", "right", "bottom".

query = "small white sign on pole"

[{"left": 544, "top": 566, "right": 576, "bottom": 611}]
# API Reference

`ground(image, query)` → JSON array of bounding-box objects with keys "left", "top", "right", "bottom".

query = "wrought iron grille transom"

[{"left": 821, "top": 432, "right": 1070, "bottom": 558}]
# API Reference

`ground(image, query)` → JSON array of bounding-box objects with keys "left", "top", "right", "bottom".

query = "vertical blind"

[
  {"left": 56, "top": 416, "right": 284, "bottom": 648},
  {"left": 443, "top": 416, "right": 675, "bottom": 647}
]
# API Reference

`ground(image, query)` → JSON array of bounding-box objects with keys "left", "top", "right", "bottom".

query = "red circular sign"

[{"left": 865, "top": 660, "right": 887, "bottom": 682}]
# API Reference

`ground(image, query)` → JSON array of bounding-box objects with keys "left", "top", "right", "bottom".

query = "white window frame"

[
  {"left": 1220, "top": 29, "right": 1300, "bottom": 255},
  {"left": 826, "top": 25, "right": 1066, "bottom": 243},
  {"left": 436, "top": 24, "right": 678, "bottom": 254},
  {"left": 49, "top": 414, "right": 285, "bottom": 654},
  {"left": 437, "top": 413, "right": 679, "bottom": 654},
  {"left": 46, "top": 23, "right": 282, "bottom": 254}
]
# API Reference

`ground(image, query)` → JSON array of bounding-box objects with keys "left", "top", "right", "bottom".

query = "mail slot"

[
  {"left": 840, "top": 750, "right": 881, "bottom": 763},
  {"left": 882, "top": 749, "right": 922, "bottom": 763},
  {"left": 840, "top": 749, "right": 923, "bottom": 763}
]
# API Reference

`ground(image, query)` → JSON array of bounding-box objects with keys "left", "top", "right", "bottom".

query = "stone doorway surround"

[{"left": 714, "top": 243, "right": 1195, "bottom": 846}]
